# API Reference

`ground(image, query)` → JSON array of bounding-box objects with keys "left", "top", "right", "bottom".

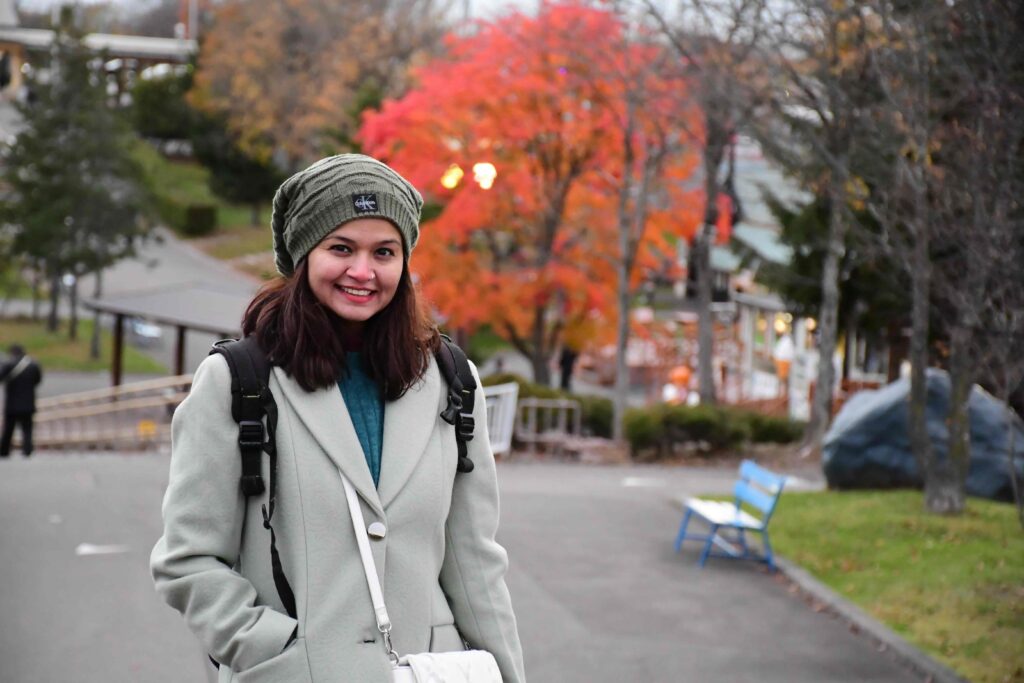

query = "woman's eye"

[
  {"left": 330, "top": 244, "right": 351, "bottom": 254},
  {"left": 376, "top": 248, "right": 395, "bottom": 257}
]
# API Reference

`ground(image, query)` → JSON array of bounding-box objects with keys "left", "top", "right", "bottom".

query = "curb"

[{"left": 773, "top": 557, "right": 969, "bottom": 683}]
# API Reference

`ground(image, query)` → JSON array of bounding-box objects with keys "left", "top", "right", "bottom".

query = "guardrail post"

[
  {"left": 112, "top": 314, "right": 124, "bottom": 388},
  {"left": 174, "top": 325, "right": 186, "bottom": 376}
]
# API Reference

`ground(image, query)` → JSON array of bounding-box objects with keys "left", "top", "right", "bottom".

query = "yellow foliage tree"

[{"left": 190, "top": 0, "right": 448, "bottom": 169}]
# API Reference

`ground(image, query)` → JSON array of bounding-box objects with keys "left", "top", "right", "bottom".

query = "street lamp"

[
  {"left": 472, "top": 162, "right": 496, "bottom": 190},
  {"left": 439, "top": 162, "right": 496, "bottom": 190},
  {"left": 440, "top": 164, "right": 464, "bottom": 190}
]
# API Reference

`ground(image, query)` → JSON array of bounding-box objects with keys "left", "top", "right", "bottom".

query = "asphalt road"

[{"left": 0, "top": 455, "right": 923, "bottom": 683}]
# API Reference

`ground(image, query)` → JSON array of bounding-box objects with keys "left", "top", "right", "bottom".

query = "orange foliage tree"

[{"left": 361, "top": 2, "right": 702, "bottom": 385}]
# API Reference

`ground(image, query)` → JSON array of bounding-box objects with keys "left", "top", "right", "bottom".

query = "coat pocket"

[
  {"left": 428, "top": 624, "right": 466, "bottom": 653},
  {"left": 231, "top": 637, "right": 311, "bottom": 683}
]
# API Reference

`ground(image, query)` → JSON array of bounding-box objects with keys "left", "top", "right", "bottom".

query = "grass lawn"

[
  {"left": 193, "top": 221, "right": 273, "bottom": 261},
  {"left": 770, "top": 490, "right": 1024, "bottom": 683},
  {"left": 132, "top": 141, "right": 272, "bottom": 260},
  {"left": 0, "top": 317, "right": 166, "bottom": 374},
  {"left": 133, "top": 140, "right": 219, "bottom": 209}
]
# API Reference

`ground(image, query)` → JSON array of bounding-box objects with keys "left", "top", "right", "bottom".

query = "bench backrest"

[{"left": 733, "top": 459, "right": 787, "bottom": 525}]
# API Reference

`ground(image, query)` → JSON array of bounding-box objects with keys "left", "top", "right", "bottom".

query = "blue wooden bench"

[{"left": 674, "top": 460, "right": 787, "bottom": 570}]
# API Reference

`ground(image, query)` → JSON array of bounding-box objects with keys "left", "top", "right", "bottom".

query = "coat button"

[{"left": 367, "top": 522, "right": 387, "bottom": 539}]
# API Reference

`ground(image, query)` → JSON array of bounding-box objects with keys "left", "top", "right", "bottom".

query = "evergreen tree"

[
  {"left": 190, "top": 110, "right": 283, "bottom": 227},
  {"left": 1, "top": 10, "right": 150, "bottom": 338},
  {"left": 754, "top": 193, "right": 910, "bottom": 344}
]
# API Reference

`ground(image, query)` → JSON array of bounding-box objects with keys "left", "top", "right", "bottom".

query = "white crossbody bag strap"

[
  {"left": 340, "top": 472, "right": 503, "bottom": 683},
  {"left": 339, "top": 471, "right": 400, "bottom": 663}
]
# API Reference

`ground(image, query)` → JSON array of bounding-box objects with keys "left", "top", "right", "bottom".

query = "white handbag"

[{"left": 340, "top": 473, "right": 503, "bottom": 683}]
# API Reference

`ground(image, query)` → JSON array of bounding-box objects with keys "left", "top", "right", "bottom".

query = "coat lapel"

[
  {"left": 271, "top": 367, "right": 383, "bottom": 516},
  {"left": 377, "top": 360, "right": 442, "bottom": 509}
]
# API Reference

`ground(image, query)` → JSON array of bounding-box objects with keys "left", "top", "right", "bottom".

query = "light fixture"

[{"left": 440, "top": 164, "right": 464, "bottom": 190}]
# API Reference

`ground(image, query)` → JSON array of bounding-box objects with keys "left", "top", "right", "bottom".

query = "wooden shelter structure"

[
  {"left": 0, "top": 0, "right": 196, "bottom": 98},
  {"left": 83, "top": 282, "right": 252, "bottom": 387}
]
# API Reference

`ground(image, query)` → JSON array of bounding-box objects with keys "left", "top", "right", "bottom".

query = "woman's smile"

[{"left": 336, "top": 284, "right": 375, "bottom": 301}]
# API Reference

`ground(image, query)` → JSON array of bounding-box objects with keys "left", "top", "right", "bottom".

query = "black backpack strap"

[
  {"left": 211, "top": 337, "right": 269, "bottom": 497},
  {"left": 209, "top": 338, "right": 297, "bottom": 623},
  {"left": 435, "top": 335, "right": 477, "bottom": 474}
]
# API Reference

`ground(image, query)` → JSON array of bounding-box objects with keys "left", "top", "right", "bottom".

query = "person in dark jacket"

[{"left": 0, "top": 344, "right": 43, "bottom": 457}]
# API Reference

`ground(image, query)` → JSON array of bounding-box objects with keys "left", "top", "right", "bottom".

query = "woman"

[{"left": 151, "top": 154, "right": 525, "bottom": 683}]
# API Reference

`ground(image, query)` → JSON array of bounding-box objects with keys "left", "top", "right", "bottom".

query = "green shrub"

[
  {"left": 577, "top": 394, "right": 613, "bottom": 438},
  {"left": 154, "top": 194, "right": 186, "bottom": 232},
  {"left": 624, "top": 407, "right": 663, "bottom": 455},
  {"left": 662, "top": 404, "right": 718, "bottom": 443},
  {"left": 480, "top": 372, "right": 527, "bottom": 388},
  {"left": 480, "top": 373, "right": 804, "bottom": 454},
  {"left": 716, "top": 409, "right": 752, "bottom": 449},
  {"left": 624, "top": 404, "right": 787, "bottom": 457},
  {"left": 480, "top": 373, "right": 559, "bottom": 399},
  {"left": 182, "top": 204, "right": 218, "bottom": 236},
  {"left": 743, "top": 412, "right": 805, "bottom": 443},
  {"left": 660, "top": 405, "right": 749, "bottom": 451}
]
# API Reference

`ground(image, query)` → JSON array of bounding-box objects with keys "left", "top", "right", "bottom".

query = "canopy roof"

[
  {"left": 0, "top": 27, "right": 196, "bottom": 61},
  {"left": 83, "top": 282, "right": 252, "bottom": 338}
]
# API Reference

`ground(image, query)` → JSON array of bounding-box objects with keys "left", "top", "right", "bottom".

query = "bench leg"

[
  {"left": 698, "top": 524, "right": 719, "bottom": 567},
  {"left": 737, "top": 528, "right": 749, "bottom": 556},
  {"left": 762, "top": 530, "right": 776, "bottom": 571},
  {"left": 674, "top": 508, "right": 694, "bottom": 553}
]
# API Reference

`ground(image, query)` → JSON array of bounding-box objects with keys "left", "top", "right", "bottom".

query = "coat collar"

[{"left": 271, "top": 360, "right": 442, "bottom": 514}]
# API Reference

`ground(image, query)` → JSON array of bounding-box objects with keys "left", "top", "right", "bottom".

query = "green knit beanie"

[{"left": 271, "top": 154, "right": 424, "bottom": 276}]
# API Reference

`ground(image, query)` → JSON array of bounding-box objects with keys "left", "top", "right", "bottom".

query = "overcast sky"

[{"left": 15, "top": 0, "right": 541, "bottom": 20}]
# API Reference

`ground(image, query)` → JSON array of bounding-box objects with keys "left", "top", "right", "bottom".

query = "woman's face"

[{"left": 306, "top": 218, "right": 405, "bottom": 331}]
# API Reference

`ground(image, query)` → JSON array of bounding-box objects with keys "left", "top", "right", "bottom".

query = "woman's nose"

[{"left": 347, "top": 255, "right": 374, "bottom": 281}]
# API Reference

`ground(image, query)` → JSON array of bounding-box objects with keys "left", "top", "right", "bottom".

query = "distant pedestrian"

[
  {"left": 151, "top": 154, "right": 524, "bottom": 682},
  {"left": 559, "top": 345, "right": 578, "bottom": 392},
  {"left": 0, "top": 344, "right": 42, "bottom": 457}
]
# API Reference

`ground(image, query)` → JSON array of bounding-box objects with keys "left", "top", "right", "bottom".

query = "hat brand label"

[{"left": 353, "top": 194, "right": 378, "bottom": 213}]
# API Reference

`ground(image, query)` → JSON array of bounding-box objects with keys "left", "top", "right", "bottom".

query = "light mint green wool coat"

[{"left": 151, "top": 354, "right": 525, "bottom": 683}]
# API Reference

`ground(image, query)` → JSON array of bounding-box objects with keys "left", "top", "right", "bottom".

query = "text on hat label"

[{"left": 352, "top": 194, "right": 379, "bottom": 213}]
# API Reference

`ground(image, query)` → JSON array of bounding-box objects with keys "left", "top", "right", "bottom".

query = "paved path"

[{"left": 0, "top": 455, "right": 922, "bottom": 683}]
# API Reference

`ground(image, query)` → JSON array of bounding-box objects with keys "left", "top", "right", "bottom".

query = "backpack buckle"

[
  {"left": 456, "top": 414, "right": 475, "bottom": 441},
  {"left": 238, "top": 420, "right": 265, "bottom": 449},
  {"left": 441, "top": 392, "right": 462, "bottom": 425}
]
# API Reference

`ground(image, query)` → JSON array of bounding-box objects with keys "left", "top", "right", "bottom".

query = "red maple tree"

[{"left": 361, "top": 2, "right": 704, "bottom": 384}]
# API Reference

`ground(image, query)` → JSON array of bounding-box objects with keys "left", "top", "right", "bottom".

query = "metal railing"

[
  {"left": 33, "top": 375, "right": 522, "bottom": 454},
  {"left": 31, "top": 375, "right": 193, "bottom": 450},
  {"left": 515, "top": 397, "right": 582, "bottom": 454}
]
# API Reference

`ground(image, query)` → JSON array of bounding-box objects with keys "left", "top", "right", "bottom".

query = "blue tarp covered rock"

[{"left": 823, "top": 368, "right": 1024, "bottom": 501}]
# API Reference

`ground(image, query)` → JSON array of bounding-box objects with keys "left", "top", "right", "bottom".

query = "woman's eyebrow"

[{"left": 325, "top": 235, "right": 401, "bottom": 247}]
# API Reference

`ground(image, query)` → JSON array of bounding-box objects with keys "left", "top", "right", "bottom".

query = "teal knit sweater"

[{"left": 338, "top": 351, "right": 384, "bottom": 487}]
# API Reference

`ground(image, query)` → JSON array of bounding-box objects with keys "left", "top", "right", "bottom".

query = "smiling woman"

[{"left": 150, "top": 154, "right": 526, "bottom": 683}]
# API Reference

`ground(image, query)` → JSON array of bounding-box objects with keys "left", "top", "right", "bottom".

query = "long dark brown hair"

[{"left": 242, "top": 259, "right": 440, "bottom": 400}]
